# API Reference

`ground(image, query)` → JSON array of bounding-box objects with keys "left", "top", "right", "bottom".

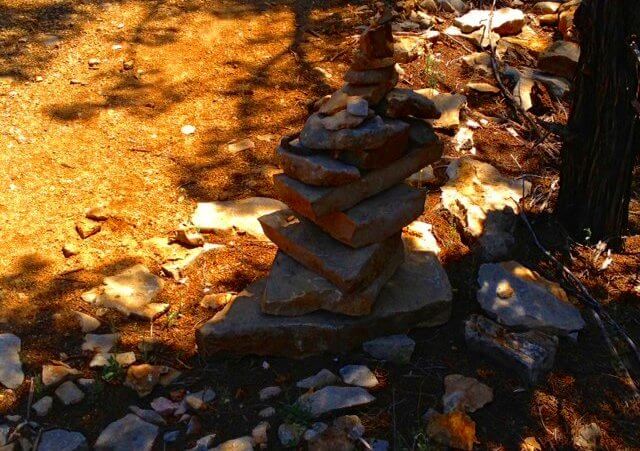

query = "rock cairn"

[{"left": 197, "top": 17, "right": 453, "bottom": 357}]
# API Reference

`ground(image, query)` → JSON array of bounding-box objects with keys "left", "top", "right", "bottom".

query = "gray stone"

[
  {"left": 278, "top": 424, "right": 305, "bottom": 448},
  {"left": 81, "top": 333, "right": 120, "bottom": 353},
  {"left": 94, "top": 414, "right": 159, "bottom": 451},
  {"left": 73, "top": 311, "right": 101, "bottom": 333},
  {"left": 0, "top": 424, "right": 9, "bottom": 446},
  {"left": 55, "top": 381, "right": 85, "bottom": 405},
  {"left": 438, "top": 0, "right": 467, "bottom": 13},
  {"left": 31, "top": 396, "right": 53, "bottom": 417},
  {"left": 129, "top": 406, "right": 167, "bottom": 426},
  {"left": 277, "top": 138, "right": 361, "bottom": 187},
  {"left": 185, "top": 389, "right": 216, "bottom": 410},
  {"left": 339, "top": 365, "right": 379, "bottom": 388},
  {"left": 252, "top": 421, "right": 269, "bottom": 446},
  {"left": 422, "top": 89, "right": 467, "bottom": 129},
  {"left": 333, "top": 137, "right": 409, "bottom": 170},
  {"left": 309, "top": 184, "right": 425, "bottom": 248},
  {"left": 258, "top": 407, "right": 276, "bottom": 418},
  {"left": 406, "top": 117, "right": 439, "bottom": 147},
  {"left": 380, "top": 89, "right": 440, "bottom": 120},
  {"left": 0, "top": 334, "right": 23, "bottom": 389},
  {"left": 274, "top": 143, "right": 442, "bottom": 219},
  {"left": 262, "top": 245, "right": 403, "bottom": 317},
  {"left": 150, "top": 397, "right": 178, "bottom": 416},
  {"left": 465, "top": 314, "right": 559, "bottom": 385},
  {"left": 537, "top": 40, "right": 580, "bottom": 79},
  {"left": 297, "top": 369, "right": 339, "bottom": 389},
  {"left": 363, "top": 334, "right": 415, "bottom": 364},
  {"left": 258, "top": 209, "right": 403, "bottom": 292},
  {"left": 197, "top": 233, "right": 452, "bottom": 358},
  {"left": 38, "top": 429, "right": 88, "bottom": 451},
  {"left": 320, "top": 110, "right": 368, "bottom": 131},
  {"left": 191, "top": 197, "right": 287, "bottom": 240},
  {"left": 346, "top": 97, "right": 369, "bottom": 117},
  {"left": 344, "top": 66, "right": 397, "bottom": 85},
  {"left": 454, "top": 8, "right": 525, "bottom": 35},
  {"left": 477, "top": 261, "right": 585, "bottom": 335},
  {"left": 300, "top": 113, "right": 408, "bottom": 152},
  {"left": 297, "top": 386, "right": 375, "bottom": 417},
  {"left": 303, "top": 422, "right": 328, "bottom": 441},
  {"left": 258, "top": 386, "right": 282, "bottom": 401},
  {"left": 163, "top": 431, "right": 180, "bottom": 443},
  {"left": 371, "top": 439, "right": 390, "bottom": 450}
]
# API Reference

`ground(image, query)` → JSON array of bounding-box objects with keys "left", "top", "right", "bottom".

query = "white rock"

[
  {"left": 404, "top": 221, "right": 441, "bottom": 254},
  {"left": 339, "top": 365, "right": 379, "bottom": 388},
  {"left": 298, "top": 386, "right": 375, "bottom": 417},
  {"left": 181, "top": 124, "right": 196, "bottom": 135},
  {"left": 82, "top": 333, "right": 120, "bottom": 353},
  {"left": 0, "top": 333, "right": 24, "bottom": 389},
  {"left": 258, "top": 386, "right": 282, "bottom": 401},
  {"left": 251, "top": 421, "right": 270, "bottom": 446},
  {"left": 296, "top": 369, "right": 339, "bottom": 389},
  {"left": 73, "top": 310, "right": 101, "bottom": 332}
]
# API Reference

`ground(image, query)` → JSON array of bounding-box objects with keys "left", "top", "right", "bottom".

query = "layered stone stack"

[{"left": 197, "top": 18, "right": 453, "bottom": 358}]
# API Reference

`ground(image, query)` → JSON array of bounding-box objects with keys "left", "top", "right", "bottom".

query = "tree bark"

[{"left": 556, "top": 0, "right": 640, "bottom": 246}]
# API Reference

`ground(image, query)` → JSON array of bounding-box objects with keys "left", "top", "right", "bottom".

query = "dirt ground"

[{"left": 1, "top": 0, "right": 639, "bottom": 449}]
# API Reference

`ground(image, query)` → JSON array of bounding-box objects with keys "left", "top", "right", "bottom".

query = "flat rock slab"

[
  {"left": 197, "top": 235, "right": 452, "bottom": 358},
  {"left": 297, "top": 386, "right": 375, "bottom": 417},
  {"left": 477, "top": 261, "right": 585, "bottom": 335},
  {"left": 277, "top": 138, "right": 361, "bottom": 187},
  {"left": 334, "top": 135, "right": 409, "bottom": 170},
  {"left": 300, "top": 113, "right": 409, "bottom": 151},
  {"left": 339, "top": 365, "right": 379, "bottom": 388},
  {"left": 380, "top": 89, "right": 441, "bottom": 120},
  {"left": 94, "top": 414, "right": 159, "bottom": 451},
  {"left": 465, "top": 314, "right": 558, "bottom": 385},
  {"left": 262, "top": 245, "right": 403, "bottom": 316},
  {"left": 0, "top": 334, "right": 24, "bottom": 389},
  {"left": 418, "top": 89, "right": 467, "bottom": 129},
  {"left": 92, "top": 264, "right": 167, "bottom": 319},
  {"left": 39, "top": 429, "right": 88, "bottom": 451},
  {"left": 297, "top": 369, "right": 339, "bottom": 389},
  {"left": 274, "top": 143, "right": 442, "bottom": 218},
  {"left": 191, "top": 197, "right": 287, "bottom": 239},
  {"left": 259, "top": 209, "right": 402, "bottom": 292},
  {"left": 455, "top": 8, "right": 525, "bottom": 35},
  {"left": 537, "top": 40, "right": 580, "bottom": 79},
  {"left": 441, "top": 157, "right": 530, "bottom": 260},
  {"left": 311, "top": 183, "right": 426, "bottom": 248}
]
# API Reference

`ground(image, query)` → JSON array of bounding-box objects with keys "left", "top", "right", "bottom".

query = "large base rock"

[{"left": 197, "top": 240, "right": 452, "bottom": 358}]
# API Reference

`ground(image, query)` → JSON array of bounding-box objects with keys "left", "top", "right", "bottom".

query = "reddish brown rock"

[
  {"left": 258, "top": 209, "right": 402, "bottom": 292},
  {"left": 274, "top": 142, "right": 442, "bottom": 218},
  {"left": 311, "top": 184, "right": 425, "bottom": 248},
  {"left": 359, "top": 22, "right": 394, "bottom": 59}
]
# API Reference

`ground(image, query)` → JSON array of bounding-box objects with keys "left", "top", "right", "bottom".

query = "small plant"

[
  {"left": 101, "top": 356, "right": 125, "bottom": 382},
  {"left": 423, "top": 54, "right": 443, "bottom": 89},
  {"left": 33, "top": 375, "right": 45, "bottom": 399},
  {"left": 165, "top": 310, "right": 180, "bottom": 328},
  {"left": 278, "top": 402, "right": 314, "bottom": 428}
]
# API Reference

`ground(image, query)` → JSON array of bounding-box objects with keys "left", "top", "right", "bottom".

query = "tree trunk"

[{"left": 556, "top": 0, "right": 640, "bottom": 246}]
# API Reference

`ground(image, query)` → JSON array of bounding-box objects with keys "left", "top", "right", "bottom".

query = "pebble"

[
  {"left": 346, "top": 97, "right": 369, "bottom": 117},
  {"left": 94, "top": 413, "right": 159, "bottom": 451},
  {"left": 73, "top": 310, "right": 101, "bottom": 332},
  {"left": 164, "top": 430, "right": 180, "bottom": 443},
  {"left": 55, "top": 381, "right": 85, "bottom": 405},
  {"left": 82, "top": 333, "right": 119, "bottom": 353},
  {"left": 181, "top": 124, "right": 196, "bottom": 135},
  {"left": 251, "top": 421, "right": 270, "bottom": 446},
  {"left": 303, "top": 422, "right": 328, "bottom": 441},
  {"left": 62, "top": 243, "right": 80, "bottom": 257},
  {"left": 186, "top": 416, "right": 202, "bottom": 436},
  {"left": 151, "top": 396, "right": 178, "bottom": 416},
  {"left": 227, "top": 138, "right": 255, "bottom": 153},
  {"left": 31, "top": 396, "right": 53, "bottom": 417},
  {"left": 88, "top": 58, "right": 101, "bottom": 68},
  {"left": 258, "top": 407, "right": 276, "bottom": 418},
  {"left": 42, "top": 364, "right": 81, "bottom": 387},
  {"left": 296, "top": 369, "right": 339, "bottom": 390},
  {"left": 123, "top": 60, "right": 134, "bottom": 70},
  {"left": 339, "top": 365, "right": 379, "bottom": 388},
  {"left": 76, "top": 219, "right": 101, "bottom": 239},
  {"left": 211, "top": 436, "right": 254, "bottom": 451},
  {"left": 129, "top": 405, "right": 167, "bottom": 426},
  {"left": 39, "top": 429, "right": 88, "bottom": 451},
  {"left": 258, "top": 386, "right": 282, "bottom": 401},
  {"left": 278, "top": 423, "right": 305, "bottom": 448},
  {"left": 185, "top": 389, "right": 216, "bottom": 410}
]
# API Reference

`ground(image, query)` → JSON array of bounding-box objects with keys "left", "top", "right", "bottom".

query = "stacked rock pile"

[{"left": 197, "top": 17, "right": 453, "bottom": 357}]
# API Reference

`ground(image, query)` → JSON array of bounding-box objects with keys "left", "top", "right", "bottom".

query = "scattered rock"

[
  {"left": 124, "top": 364, "right": 168, "bottom": 397},
  {"left": 320, "top": 109, "right": 368, "bottom": 131},
  {"left": 278, "top": 423, "right": 305, "bottom": 448},
  {"left": 227, "top": 138, "right": 255, "bottom": 153},
  {"left": 297, "top": 369, "right": 339, "bottom": 389},
  {"left": 38, "top": 429, "right": 88, "bottom": 451},
  {"left": 444, "top": 25, "right": 500, "bottom": 49},
  {"left": 76, "top": 219, "right": 101, "bottom": 239},
  {"left": 477, "top": 261, "right": 585, "bottom": 335},
  {"left": 201, "top": 292, "right": 236, "bottom": 310},
  {"left": 129, "top": 405, "right": 167, "bottom": 426},
  {"left": 339, "top": 365, "right": 379, "bottom": 388},
  {"left": 533, "top": 2, "right": 560, "bottom": 14},
  {"left": 427, "top": 411, "right": 477, "bottom": 451},
  {"left": 537, "top": 40, "right": 580, "bottom": 79},
  {"left": 94, "top": 414, "right": 159, "bottom": 451},
  {"left": 88, "top": 58, "right": 100, "bottom": 68},
  {"left": 0, "top": 334, "right": 24, "bottom": 389},
  {"left": 258, "top": 407, "right": 276, "bottom": 418},
  {"left": 173, "top": 227, "right": 205, "bottom": 247},
  {"left": 441, "top": 157, "right": 531, "bottom": 260},
  {"left": 42, "top": 364, "right": 81, "bottom": 387},
  {"left": 89, "top": 265, "right": 167, "bottom": 319},
  {"left": 190, "top": 434, "right": 217, "bottom": 451},
  {"left": 211, "top": 436, "right": 254, "bottom": 451},
  {"left": 185, "top": 389, "right": 216, "bottom": 410},
  {"left": 394, "top": 36, "right": 427, "bottom": 64},
  {"left": 298, "top": 386, "right": 375, "bottom": 417},
  {"left": 453, "top": 126, "right": 475, "bottom": 152},
  {"left": 371, "top": 439, "right": 390, "bottom": 451},
  {"left": 442, "top": 374, "right": 493, "bottom": 413},
  {"left": 465, "top": 314, "right": 559, "bottom": 385},
  {"left": 258, "top": 386, "right": 281, "bottom": 401},
  {"left": 438, "top": 0, "right": 467, "bottom": 13},
  {"left": 521, "top": 436, "right": 543, "bottom": 451},
  {"left": 181, "top": 125, "right": 196, "bottom": 135},
  {"left": 62, "top": 243, "right": 80, "bottom": 257},
  {"left": 86, "top": 206, "right": 110, "bottom": 221},
  {"left": 73, "top": 311, "right": 101, "bottom": 333},
  {"left": 380, "top": 88, "right": 440, "bottom": 120},
  {"left": 192, "top": 197, "right": 287, "bottom": 239},
  {"left": 363, "top": 334, "right": 415, "bottom": 364},
  {"left": 406, "top": 165, "right": 436, "bottom": 188},
  {"left": 31, "top": 396, "right": 53, "bottom": 417},
  {"left": 466, "top": 82, "right": 500, "bottom": 94},
  {"left": 151, "top": 397, "right": 178, "bottom": 416},
  {"left": 346, "top": 97, "right": 369, "bottom": 117},
  {"left": 252, "top": 421, "right": 270, "bottom": 447},
  {"left": 55, "top": 381, "right": 85, "bottom": 405},
  {"left": 455, "top": 8, "right": 525, "bottom": 35},
  {"left": 404, "top": 221, "right": 441, "bottom": 254},
  {"left": 81, "top": 333, "right": 119, "bottom": 353},
  {"left": 573, "top": 423, "right": 601, "bottom": 451}
]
